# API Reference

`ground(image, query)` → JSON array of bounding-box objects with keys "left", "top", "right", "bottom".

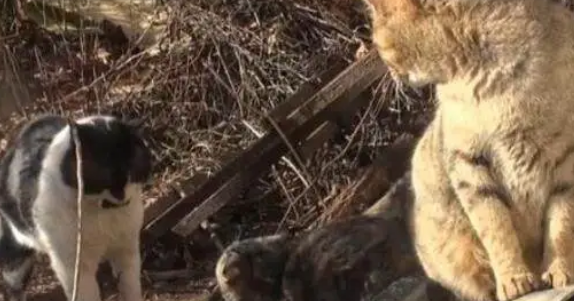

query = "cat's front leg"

[
  {"left": 48, "top": 250, "right": 101, "bottom": 301},
  {"left": 109, "top": 245, "right": 143, "bottom": 301},
  {"left": 541, "top": 189, "right": 574, "bottom": 288},
  {"left": 448, "top": 149, "right": 541, "bottom": 301}
]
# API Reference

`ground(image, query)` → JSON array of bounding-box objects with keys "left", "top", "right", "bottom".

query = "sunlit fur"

[{"left": 364, "top": 0, "right": 574, "bottom": 300}]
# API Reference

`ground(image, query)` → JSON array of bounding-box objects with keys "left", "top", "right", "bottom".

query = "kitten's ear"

[
  {"left": 363, "top": 0, "right": 420, "bottom": 19},
  {"left": 220, "top": 251, "right": 250, "bottom": 285}
]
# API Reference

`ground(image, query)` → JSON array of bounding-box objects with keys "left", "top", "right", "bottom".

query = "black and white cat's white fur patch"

[{"left": 0, "top": 114, "right": 152, "bottom": 301}]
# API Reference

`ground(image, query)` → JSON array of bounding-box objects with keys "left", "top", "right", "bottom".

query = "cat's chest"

[
  {"left": 31, "top": 195, "right": 143, "bottom": 253},
  {"left": 439, "top": 98, "right": 549, "bottom": 151},
  {"left": 30, "top": 174, "right": 143, "bottom": 251},
  {"left": 439, "top": 103, "right": 552, "bottom": 204},
  {"left": 440, "top": 97, "right": 509, "bottom": 129}
]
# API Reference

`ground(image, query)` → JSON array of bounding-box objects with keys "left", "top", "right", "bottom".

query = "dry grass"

[
  {"left": 0, "top": 0, "right": 433, "bottom": 298},
  {"left": 0, "top": 0, "right": 428, "bottom": 228},
  {"left": 3, "top": 0, "right": 572, "bottom": 299}
]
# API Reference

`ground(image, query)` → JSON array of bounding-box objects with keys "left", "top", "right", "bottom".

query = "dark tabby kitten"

[
  {"left": 215, "top": 175, "right": 422, "bottom": 301},
  {"left": 281, "top": 215, "right": 403, "bottom": 301},
  {"left": 215, "top": 233, "right": 294, "bottom": 301},
  {"left": 0, "top": 114, "right": 152, "bottom": 301}
]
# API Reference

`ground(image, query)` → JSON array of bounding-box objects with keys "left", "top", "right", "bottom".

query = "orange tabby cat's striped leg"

[
  {"left": 448, "top": 150, "right": 541, "bottom": 301},
  {"left": 542, "top": 190, "right": 574, "bottom": 288}
]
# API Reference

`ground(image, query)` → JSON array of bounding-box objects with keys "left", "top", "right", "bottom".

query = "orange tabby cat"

[{"left": 363, "top": 0, "right": 574, "bottom": 300}]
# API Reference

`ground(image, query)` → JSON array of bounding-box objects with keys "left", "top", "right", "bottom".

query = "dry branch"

[
  {"left": 266, "top": 59, "right": 349, "bottom": 125},
  {"left": 2, "top": 0, "right": 411, "bottom": 299},
  {"left": 143, "top": 49, "right": 386, "bottom": 243},
  {"left": 140, "top": 52, "right": 352, "bottom": 230},
  {"left": 242, "top": 119, "right": 310, "bottom": 187}
]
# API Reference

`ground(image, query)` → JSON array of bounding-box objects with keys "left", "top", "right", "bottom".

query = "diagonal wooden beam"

[
  {"left": 141, "top": 49, "right": 386, "bottom": 245},
  {"left": 141, "top": 56, "right": 349, "bottom": 231}
]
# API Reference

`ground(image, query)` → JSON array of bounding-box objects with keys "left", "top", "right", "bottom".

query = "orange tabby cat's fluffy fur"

[{"left": 364, "top": 0, "right": 574, "bottom": 300}]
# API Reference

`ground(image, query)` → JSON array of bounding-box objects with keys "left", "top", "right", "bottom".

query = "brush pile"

[
  {"left": 5, "top": 0, "right": 572, "bottom": 300},
  {"left": 0, "top": 0, "right": 435, "bottom": 299}
]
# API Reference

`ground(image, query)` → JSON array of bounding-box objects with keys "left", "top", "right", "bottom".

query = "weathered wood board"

[{"left": 141, "top": 49, "right": 386, "bottom": 245}]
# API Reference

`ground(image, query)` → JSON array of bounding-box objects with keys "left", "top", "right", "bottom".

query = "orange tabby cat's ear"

[{"left": 363, "top": 0, "right": 420, "bottom": 19}]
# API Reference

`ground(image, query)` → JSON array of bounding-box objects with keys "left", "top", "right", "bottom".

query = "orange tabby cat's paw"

[
  {"left": 542, "top": 261, "right": 574, "bottom": 288},
  {"left": 496, "top": 272, "right": 541, "bottom": 301}
]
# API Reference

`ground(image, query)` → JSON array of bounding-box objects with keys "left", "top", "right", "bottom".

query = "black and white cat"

[{"left": 0, "top": 114, "right": 152, "bottom": 301}]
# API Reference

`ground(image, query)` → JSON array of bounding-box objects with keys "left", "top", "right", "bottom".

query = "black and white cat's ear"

[
  {"left": 120, "top": 116, "right": 152, "bottom": 182},
  {"left": 129, "top": 140, "right": 153, "bottom": 184}
]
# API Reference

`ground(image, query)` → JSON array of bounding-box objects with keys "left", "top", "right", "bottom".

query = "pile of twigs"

[{"left": 0, "top": 0, "right": 432, "bottom": 289}]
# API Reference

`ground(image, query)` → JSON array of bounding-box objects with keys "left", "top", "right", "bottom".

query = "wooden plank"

[
  {"left": 278, "top": 56, "right": 378, "bottom": 131},
  {"left": 294, "top": 85, "right": 376, "bottom": 161},
  {"left": 267, "top": 57, "right": 349, "bottom": 124},
  {"left": 143, "top": 173, "right": 209, "bottom": 226},
  {"left": 142, "top": 123, "right": 338, "bottom": 232},
  {"left": 139, "top": 58, "right": 349, "bottom": 234},
  {"left": 142, "top": 49, "right": 385, "bottom": 243},
  {"left": 169, "top": 50, "right": 384, "bottom": 238},
  {"left": 298, "top": 121, "right": 338, "bottom": 160}
]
